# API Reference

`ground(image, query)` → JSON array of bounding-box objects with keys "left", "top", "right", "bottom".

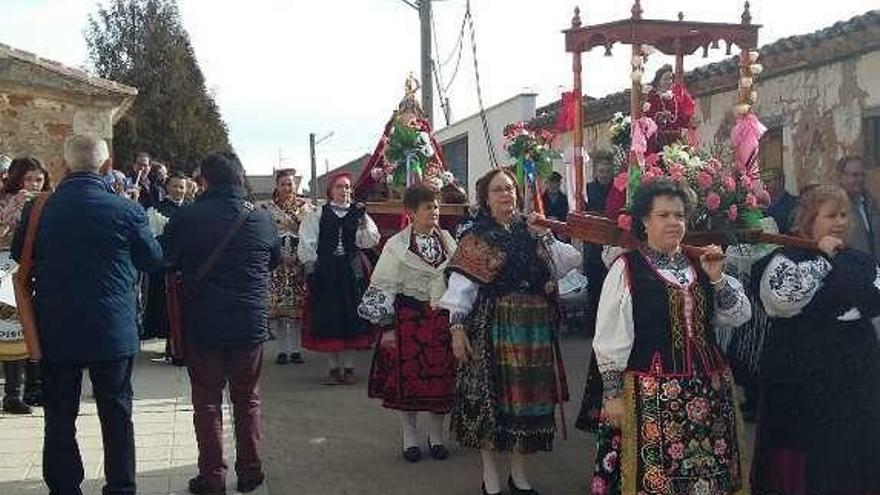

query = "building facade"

[
  {"left": 0, "top": 43, "right": 137, "bottom": 185},
  {"left": 534, "top": 10, "right": 880, "bottom": 197}
]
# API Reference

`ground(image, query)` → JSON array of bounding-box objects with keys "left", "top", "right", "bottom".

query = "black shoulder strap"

[{"left": 195, "top": 202, "right": 253, "bottom": 283}]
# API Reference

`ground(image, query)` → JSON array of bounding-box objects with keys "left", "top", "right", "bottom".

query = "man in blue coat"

[
  {"left": 12, "top": 135, "right": 164, "bottom": 495},
  {"left": 162, "top": 151, "right": 280, "bottom": 495}
]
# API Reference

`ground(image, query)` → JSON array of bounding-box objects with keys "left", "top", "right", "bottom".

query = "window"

[
  {"left": 441, "top": 134, "right": 468, "bottom": 187},
  {"left": 864, "top": 108, "right": 880, "bottom": 168}
]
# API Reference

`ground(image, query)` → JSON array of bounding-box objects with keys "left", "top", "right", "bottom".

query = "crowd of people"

[{"left": 0, "top": 134, "right": 878, "bottom": 495}]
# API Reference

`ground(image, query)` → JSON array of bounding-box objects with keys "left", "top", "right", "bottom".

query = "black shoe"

[
  {"left": 402, "top": 446, "right": 421, "bottom": 463},
  {"left": 289, "top": 352, "right": 305, "bottom": 364},
  {"left": 429, "top": 443, "right": 449, "bottom": 460},
  {"left": 187, "top": 475, "right": 226, "bottom": 495},
  {"left": 236, "top": 472, "right": 265, "bottom": 493},
  {"left": 320, "top": 368, "right": 344, "bottom": 385},
  {"left": 275, "top": 353, "right": 289, "bottom": 365},
  {"left": 2, "top": 396, "right": 32, "bottom": 415},
  {"left": 482, "top": 483, "right": 504, "bottom": 495},
  {"left": 23, "top": 391, "right": 42, "bottom": 408},
  {"left": 507, "top": 476, "right": 538, "bottom": 495}
]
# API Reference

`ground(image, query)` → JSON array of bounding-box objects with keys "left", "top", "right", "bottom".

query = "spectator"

[
  {"left": 839, "top": 156, "right": 880, "bottom": 258},
  {"left": 0, "top": 157, "right": 51, "bottom": 414},
  {"left": 12, "top": 135, "right": 163, "bottom": 495},
  {"left": 145, "top": 161, "right": 168, "bottom": 208},
  {"left": 765, "top": 171, "right": 798, "bottom": 235},
  {"left": 0, "top": 154, "right": 11, "bottom": 190},
  {"left": 541, "top": 171, "right": 568, "bottom": 221},
  {"left": 130, "top": 151, "right": 154, "bottom": 209},
  {"left": 163, "top": 151, "right": 280, "bottom": 494}
]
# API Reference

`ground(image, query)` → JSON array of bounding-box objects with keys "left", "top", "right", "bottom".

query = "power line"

[
  {"left": 429, "top": 7, "right": 451, "bottom": 126},
  {"left": 465, "top": 0, "right": 500, "bottom": 169}
]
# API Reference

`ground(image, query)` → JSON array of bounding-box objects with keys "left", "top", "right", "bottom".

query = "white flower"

[
  {"left": 370, "top": 168, "right": 385, "bottom": 181},
  {"left": 442, "top": 170, "right": 455, "bottom": 185},
  {"left": 420, "top": 142, "right": 435, "bottom": 157}
]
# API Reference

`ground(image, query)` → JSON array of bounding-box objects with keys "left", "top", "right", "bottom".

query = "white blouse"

[
  {"left": 593, "top": 254, "right": 752, "bottom": 374},
  {"left": 357, "top": 227, "right": 457, "bottom": 326},
  {"left": 297, "top": 201, "right": 380, "bottom": 264},
  {"left": 759, "top": 252, "right": 880, "bottom": 322},
  {"left": 438, "top": 235, "right": 583, "bottom": 322}
]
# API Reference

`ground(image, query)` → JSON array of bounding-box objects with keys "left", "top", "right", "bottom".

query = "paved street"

[{"left": 0, "top": 335, "right": 753, "bottom": 495}]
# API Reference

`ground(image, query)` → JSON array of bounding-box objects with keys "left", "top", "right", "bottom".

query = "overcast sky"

[{"left": 2, "top": 0, "right": 878, "bottom": 181}]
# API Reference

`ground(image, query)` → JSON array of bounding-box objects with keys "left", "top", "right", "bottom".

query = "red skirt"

[{"left": 368, "top": 296, "right": 455, "bottom": 413}]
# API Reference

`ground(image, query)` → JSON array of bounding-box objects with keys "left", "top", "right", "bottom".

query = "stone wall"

[
  {"left": 574, "top": 49, "right": 880, "bottom": 197},
  {"left": 0, "top": 44, "right": 135, "bottom": 186}
]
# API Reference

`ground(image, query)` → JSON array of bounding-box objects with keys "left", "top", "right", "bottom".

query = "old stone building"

[
  {"left": 0, "top": 43, "right": 136, "bottom": 185},
  {"left": 535, "top": 10, "right": 880, "bottom": 196}
]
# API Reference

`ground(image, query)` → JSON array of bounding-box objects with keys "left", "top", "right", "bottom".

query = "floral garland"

[
  {"left": 372, "top": 117, "right": 455, "bottom": 190},
  {"left": 503, "top": 121, "right": 561, "bottom": 187}
]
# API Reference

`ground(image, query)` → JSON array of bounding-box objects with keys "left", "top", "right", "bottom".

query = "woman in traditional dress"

[
  {"left": 263, "top": 169, "right": 311, "bottom": 365},
  {"left": 591, "top": 180, "right": 752, "bottom": 495},
  {"left": 439, "top": 168, "right": 581, "bottom": 495},
  {"left": 751, "top": 184, "right": 880, "bottom": 495},
  {"left": 298, "top": 172, "right": 380, "bottom": 384},
  {"left": 358, "top": 183, "right": 457, "bottom": 463},
  {"left": 0, "top": 157, "right": 50, "bottom": 413}
]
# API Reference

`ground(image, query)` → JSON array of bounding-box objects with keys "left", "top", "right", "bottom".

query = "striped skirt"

[{"left": 451, "top": 292, "right": 566, "bottom": 454}]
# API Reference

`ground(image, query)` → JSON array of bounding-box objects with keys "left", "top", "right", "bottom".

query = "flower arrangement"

[
  {"left": 615, "top": 142, "right": 771, "bottom": 231},
  {"left": 371, "top": 117, "right": 454, "bottom": 190},
  {"left": 503, "top": 121, "right": 561, "bottom": 187}
]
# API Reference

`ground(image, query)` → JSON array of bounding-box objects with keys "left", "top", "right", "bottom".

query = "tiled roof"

[
  {"left": 0, "top": 43, "right": 137, "bottom": 96},
  {"left": 533, "top": 9, "right": 880, "bottom": 128}
]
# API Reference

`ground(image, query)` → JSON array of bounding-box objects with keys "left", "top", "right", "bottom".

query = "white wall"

[{"left": 436, "top": 94, "right": 537, "bottom": 198}]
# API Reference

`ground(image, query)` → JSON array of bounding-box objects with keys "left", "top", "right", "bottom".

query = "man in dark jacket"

[
  {"left": 162, "top": 151, "right": 280, "bottom": 495},
  {"left": 12, "top": 135, "right": 163, "bottom": 495}
]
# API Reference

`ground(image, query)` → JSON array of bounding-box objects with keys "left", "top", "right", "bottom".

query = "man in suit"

[{"left": 839, "top": 156, "right": 880, "bottom": 259}]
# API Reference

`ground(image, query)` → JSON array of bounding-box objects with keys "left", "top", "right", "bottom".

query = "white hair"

[{"left": 64, "top": 135, "right": 109, "bottom": 172}]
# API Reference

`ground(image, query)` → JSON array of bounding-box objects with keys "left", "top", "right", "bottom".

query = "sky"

[{"left": 2, "top": 0, "right": 878, "bottom": 184}]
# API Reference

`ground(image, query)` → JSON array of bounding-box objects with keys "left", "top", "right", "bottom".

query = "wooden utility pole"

[
  {"left": 309, "top": 132, "right": 317, "bottom": 201},
  {"left": 419, "top": 0, "right": 434, "bottom": 125}
]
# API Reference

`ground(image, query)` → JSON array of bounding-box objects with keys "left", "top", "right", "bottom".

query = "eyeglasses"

[{"left": 489, "top": 185, "right": 516, "bottom": 195}]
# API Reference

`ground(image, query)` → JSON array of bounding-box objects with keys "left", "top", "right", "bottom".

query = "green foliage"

[{"left": 86, "top": 0, "right": 231, "bottom": 173}]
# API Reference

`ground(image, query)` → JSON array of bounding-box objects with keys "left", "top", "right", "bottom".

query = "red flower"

[
  {"left": 686, "top": 397, "right": 710, "bottom": 423},
  {"left": 617, "top": 214, "right": 633, "bottom": 231},
  {"left": 668, "top": 163, "right": 686, "bottom": 183}
]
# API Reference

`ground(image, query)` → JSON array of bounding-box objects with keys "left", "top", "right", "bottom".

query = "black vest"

[
  {"left": 624, "top": 250, "right": 725, "bottom": 376},
  {"left": 317, "top": 204, "right": 361, "bottom": 260}
]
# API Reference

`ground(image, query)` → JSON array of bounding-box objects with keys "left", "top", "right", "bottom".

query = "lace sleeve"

[
  {"left": 593, "top": 257, "right": 634, "bottom": 399},
  {"left": 759, "top": 253, "right": 831, "bottom": 318},
  {"left": 357, "top": 286, "right": 396, "bottom": 326},
  {"left": 713, "top": 275, "right": 752, "bottom": 327}
]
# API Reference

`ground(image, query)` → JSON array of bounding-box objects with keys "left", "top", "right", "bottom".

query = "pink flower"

[
  {"left": 722, "top": 175, "right": 737, "bottom": 193},
  {"left": 613, "top": 172, "right": 628, "bottom": 192},
  {"left": 745, "top": 193, "right": 758, "bottom": 209},
  {"left": 740, "top": 174, "right": 754, "bottom": 192},
  {"left": 617, "top": 214, "right": 633, "bottom": 231},
  {"left": 685, "top": 397, "right": 710, "bottom": 423},
  {"left": 591, "top": 476, "right": 607, "bottom": 495},
  {"left": 697, "top": 172, "right": 714, "bottom": 190},
  {"left": 758, "top": 190, "right": 772, "bottom": 206},
  {"left": 714, "top": 439, "right": 728, "bottom": 456},
  {"left": 645, "top": 153, "right": 660, "bottom": 167},
  {"left": 728, "top": 204, "right": 739, "bottom": 221},
  {"left": 706, "top": 157, "right": 722, "bottom": 174},
  {"left": 706, "top": 192, "right": 721, "bottom": 211},
  {"left": 668, "top": 163, "right": 685, "bottom": 182},
  {"left": 668, "top": 442, "right": 685, "bottom": 460}
]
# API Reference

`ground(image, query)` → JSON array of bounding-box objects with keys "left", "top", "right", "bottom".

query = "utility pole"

[
  {"left": 309, "top": 133, "right": 317, "bottom": 201},
  {"left": 419, "top": 0, "right": 433, "bottom": 126}
]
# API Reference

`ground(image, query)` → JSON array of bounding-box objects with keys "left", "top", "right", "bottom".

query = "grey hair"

[{"left": 64, "top": 135, "right": 109, "bottom": 172}]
